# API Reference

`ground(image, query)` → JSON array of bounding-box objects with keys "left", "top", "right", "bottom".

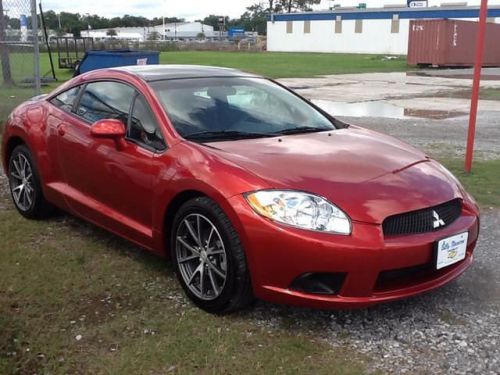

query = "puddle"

[{"left": 312, "top": 99, "right": 467, "bottom": 120}]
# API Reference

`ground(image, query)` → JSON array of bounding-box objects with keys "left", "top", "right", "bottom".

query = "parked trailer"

[{"left": 408, "top": 19, "right": 500, "bottom": 67}]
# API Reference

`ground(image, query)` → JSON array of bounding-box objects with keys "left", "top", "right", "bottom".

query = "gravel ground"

[
  {"left": 339, "top": 111, "right": 500, "bottom": 161},
  {"left": 248, "top": 208, "right": 500, "bottom": 374}
]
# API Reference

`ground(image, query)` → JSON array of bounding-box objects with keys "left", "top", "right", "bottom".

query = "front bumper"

[{"left": 229, "top": 195, "right": 479, "bottom": 309}]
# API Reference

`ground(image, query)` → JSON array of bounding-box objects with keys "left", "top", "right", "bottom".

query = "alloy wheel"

[
  {"left": 9, "top": 153, "right": 35, "bottom": 212},
  {"left": 175, "top": 213, "right": 228, "bottom": 301}
]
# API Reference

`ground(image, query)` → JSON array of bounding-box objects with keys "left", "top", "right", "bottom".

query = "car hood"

[{"left": 203, "top": 127, "right": 462, "bottom": 224}]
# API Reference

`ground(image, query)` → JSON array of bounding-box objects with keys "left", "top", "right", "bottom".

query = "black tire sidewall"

[{"left": 171, "top": 197, "right": 247, "bottom": 313}]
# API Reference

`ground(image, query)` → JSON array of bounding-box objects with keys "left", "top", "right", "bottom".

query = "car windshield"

[{"left": 151, "top": 77, "right": 335, "bottom": 141}]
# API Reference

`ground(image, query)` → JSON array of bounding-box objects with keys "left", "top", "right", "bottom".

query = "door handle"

[{"left": 57, "top": 124, "right": 66, "bottom": 136}]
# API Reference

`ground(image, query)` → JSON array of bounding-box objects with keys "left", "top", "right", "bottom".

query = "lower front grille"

[
  {"left": 375, "top": 263, "right": 434, "bottom": 291},
  {"left": 383, "top": 199, "right": 462, "bottom": 236}
]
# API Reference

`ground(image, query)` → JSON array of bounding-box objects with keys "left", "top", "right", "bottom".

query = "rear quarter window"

[{"left": 50, "top": 86, "right": 81, "bottom": 113}]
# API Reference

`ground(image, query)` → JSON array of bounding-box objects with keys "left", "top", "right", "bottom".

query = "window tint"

[
  {"left": 128, "top": 95, "right": 166, "bottom": 151},
  {"left": 152, "top": 77, "right": 334, "bottom": 139},
  {"left": 50, "top": 86, "right": 81, "bottom": 113},
  {"left": 76, "top": 81, "right": 134, "bottom": 124}
]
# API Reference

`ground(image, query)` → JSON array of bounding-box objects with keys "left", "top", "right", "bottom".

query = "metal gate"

[{"left": 0, "top": 0, "right": 40, "bottom": 128}]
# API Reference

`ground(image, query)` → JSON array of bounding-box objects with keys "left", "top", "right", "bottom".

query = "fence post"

[
  {"left": 0, "top": 0, "right": 14, "bottom": 86},
  {"left": 31, "top": 0, "right": 40, "bottom": 95}
]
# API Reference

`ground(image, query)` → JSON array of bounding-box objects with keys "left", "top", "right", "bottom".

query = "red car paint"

[{"left": 1, "top": 67, "right": 479, "bottom": 309}]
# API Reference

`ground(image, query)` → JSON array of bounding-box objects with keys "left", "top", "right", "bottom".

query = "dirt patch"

[
  {"left": 403, "top": 108, "right": 468, "bottom": 120},
  {"left": 75, "top": 292, "right": 147, "bottom": 326}
]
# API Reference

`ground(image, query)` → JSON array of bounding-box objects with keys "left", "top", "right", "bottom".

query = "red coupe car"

[{"left": 1, "top": 65, "right": 479, "bottom": 313}]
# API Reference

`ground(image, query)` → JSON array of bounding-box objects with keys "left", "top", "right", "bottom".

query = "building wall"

[
  {"left": 267, "top": 19, "right": 411, "bottom": 54},
  {"left": 82, "top": 22, "right": 214, "bottom": 42},
  {"left": 267, "top": 7, "right": 500, "bottom": 54}
]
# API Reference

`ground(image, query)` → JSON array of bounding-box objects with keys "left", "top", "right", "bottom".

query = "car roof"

[{"left": 111, "top": 64, "right": 260, "bottom": 82}]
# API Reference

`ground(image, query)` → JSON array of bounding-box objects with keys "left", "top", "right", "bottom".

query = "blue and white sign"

[
  {"left": 408, "top": 0, "right": 428, "bottom": 7},
  {"left": 20, "top": 14, "right": 28, "bottom": 42},
  {"left": 20, "top": 14, "right": 28, "bottom": 27},
  {"left": 228, "top": 27, "right": 245, "bottom": 39}
]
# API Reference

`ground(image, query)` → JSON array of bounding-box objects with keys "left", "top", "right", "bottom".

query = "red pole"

[{"left": 465, "top": 0, "right": 489, "bottom": 173}]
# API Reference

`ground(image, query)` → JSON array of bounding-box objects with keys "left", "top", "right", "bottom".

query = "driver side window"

[{"left": 128, "top": 94, "right": 166, "bottom": 151}]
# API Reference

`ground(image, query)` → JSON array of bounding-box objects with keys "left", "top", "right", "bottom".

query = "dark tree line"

[
  {"left": 3, "top": 11, "right": 185, "bottom": 37},
  {"left": 199, "top": 0, "right": 320, "bottom": 34},
  {"left": 2, "top": 0, "right": 320, "bottom": 37}
]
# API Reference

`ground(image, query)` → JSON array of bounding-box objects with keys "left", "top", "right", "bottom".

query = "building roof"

[
  {"left": 270, "top": 5, "right": 500, "bottom": 21},
  {"left": 112, "top": 65, "right": 258, "bottom": 81}
]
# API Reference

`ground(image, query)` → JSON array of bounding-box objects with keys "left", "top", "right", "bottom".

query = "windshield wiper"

[
  {"left": 184, "top": 130, "right": 277, "bottom": 142},
  {"left": 276, "top": 126, "right": 332, "bottom": 135}
]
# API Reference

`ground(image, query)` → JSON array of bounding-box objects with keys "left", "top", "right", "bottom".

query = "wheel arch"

[
  {"left": 163, "top": 190, "right": 208, "bottom": 256},
  {"left": 2, "top": 136, "right": 26, "bottom": 172},
  {"left": 160, "top": 188, "right": 248, "bottom": 260}
]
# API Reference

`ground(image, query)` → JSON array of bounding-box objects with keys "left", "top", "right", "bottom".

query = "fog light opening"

[{"left": 290, "top": 272, "right": 346, "bottom": 295}]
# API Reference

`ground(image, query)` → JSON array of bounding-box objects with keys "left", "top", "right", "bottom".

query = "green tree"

[
  {"left": 280, "top": 0, "right": 321, "bottom": 13},
  {"left": 106, "top": 29, "right": 117, "bottom": 37},
  {"left": 151, "top": 17, "right": 185, "bottom": 26},
  {"left": 59, "top": 12, "right": 81, "bottom": 36},
  {"left": 239, "top": 4, "right": 267, "bottom": 34},
  {"left": 200, "top": 15, "right": 230, "bottom": 31},
  {"left": 7, "top": 16, "right": 20, "bottom": 29}
]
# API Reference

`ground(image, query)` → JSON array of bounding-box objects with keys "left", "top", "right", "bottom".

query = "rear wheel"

[
  {"left": 171, "top": 197, "right": 253, "bottom": 313},
  {"left": 8, "top": 145, "right": 54, "bottom": 219}
]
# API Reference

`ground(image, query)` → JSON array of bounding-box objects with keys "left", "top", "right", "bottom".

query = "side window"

[
  {"left": 128, "top": 94, "right": 166, "bottom": 151},
  {"left": 76, "top": 81, "right": 135, "bottom": 124},
  {"left": 50, "top": 86, "right": 81, "bottom": 113}
]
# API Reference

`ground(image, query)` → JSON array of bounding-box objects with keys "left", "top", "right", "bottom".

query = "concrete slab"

[
  {"left": 279, "top": 71, "right": 500, "bottom": 104},
  {"left": 387, "top": 97, "right": 500, "bottom": 113}
]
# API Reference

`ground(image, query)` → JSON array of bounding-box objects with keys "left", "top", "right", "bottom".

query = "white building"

[
  {"left": 81, "top": 22, "right": 215, "bottom": 42},
  {"left": 267, "top": 4, "right": 500, "bottom": 54}
]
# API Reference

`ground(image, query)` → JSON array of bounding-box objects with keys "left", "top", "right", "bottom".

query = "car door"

[{"left": 57, "top": 80, "right": 166, "bottom": 247}]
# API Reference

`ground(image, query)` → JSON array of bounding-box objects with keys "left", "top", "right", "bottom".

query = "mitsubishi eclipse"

[{"left": 1, "top": 65, "right": 480, "bottom": 313}]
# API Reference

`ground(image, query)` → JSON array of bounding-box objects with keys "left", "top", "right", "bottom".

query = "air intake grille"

[{"left": 383, "top": 199, "right": 462, "bottom": 236}]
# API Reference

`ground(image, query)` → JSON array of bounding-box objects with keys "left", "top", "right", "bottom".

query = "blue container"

[{"left": 77, "top": 49, "right": 160, "bottom": 75}]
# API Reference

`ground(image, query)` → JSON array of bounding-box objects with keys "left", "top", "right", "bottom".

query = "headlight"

[{"left": 245, "top": 190, "right": 351, "bottom": 235}]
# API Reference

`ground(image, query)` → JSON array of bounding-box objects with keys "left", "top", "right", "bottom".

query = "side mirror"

[{"left": 90, "top": 119, "right": 126, "bottom": 150}]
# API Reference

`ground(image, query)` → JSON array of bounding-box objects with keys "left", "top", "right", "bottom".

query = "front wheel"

[
  {"left": 8, "top": 145, "right": 54, "bottom": 219},
  {"left": 171, "top": 197, "right": 253, "bottom": 313}
]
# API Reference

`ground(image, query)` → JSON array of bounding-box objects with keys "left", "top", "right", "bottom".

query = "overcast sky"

[{"left": 5, "top": 0, "right": 499, "bottom": 20}]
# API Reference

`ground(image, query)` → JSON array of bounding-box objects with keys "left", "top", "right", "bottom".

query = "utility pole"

[
  {"left": 465, "top": 0, "right": 489, "bottom": 173},
  {"left": 162, "top": 0, "right": 166, "bottom": 40},
  {"left": 0, "top": 0, "right": 13, "bottom": 86},
  {"left": 31, "top": 0, "right": 40, "bottom": 94}
]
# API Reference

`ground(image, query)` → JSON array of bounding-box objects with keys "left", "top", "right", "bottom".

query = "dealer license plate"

[{"left": 436, "top": 232, "right": 468, "bottom": 270}]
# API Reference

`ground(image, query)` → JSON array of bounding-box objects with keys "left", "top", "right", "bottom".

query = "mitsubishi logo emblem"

[{"left": 432, "top": 210, "right": 445, "bottom": 229}]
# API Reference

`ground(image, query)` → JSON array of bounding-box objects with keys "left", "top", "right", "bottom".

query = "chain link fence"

[{"left": 0, "top": 0, "right": 40, "bottom": 131}]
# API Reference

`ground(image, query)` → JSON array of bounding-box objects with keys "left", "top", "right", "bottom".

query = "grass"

[
  {"left": 160, "top": 51, "right": 408, "bottom": 78},
  {"left": 441, "top": 158, "right": 500, "bottom": 208},
  {"left": 0, "top": 188, "right": 366, "bottom": 374}
]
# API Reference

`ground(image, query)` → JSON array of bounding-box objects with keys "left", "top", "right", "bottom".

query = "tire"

[
  {"left": 171, "top": 197, "right": 254, "bottom": 313},
  {"left": 8, "top": 145, "right": 54, "bottom": 219}
]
